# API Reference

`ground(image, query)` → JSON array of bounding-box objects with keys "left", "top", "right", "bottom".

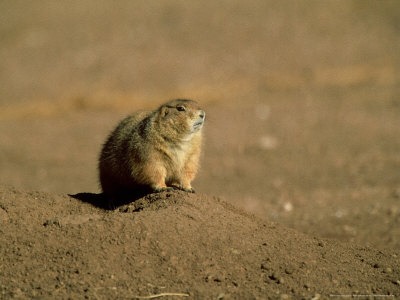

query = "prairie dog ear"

[{"left": 160, "top": 106, "right": 169, "bottom": 117}]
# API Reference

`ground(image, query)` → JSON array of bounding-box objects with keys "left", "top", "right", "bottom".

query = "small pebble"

[
  {"left": 285, "top": 267, "right": 294, "bottom": 275},
  {"left": 383, "top": 267, "right": 392, "bottom": 273},
  {"left": 259, "top": 135, "right": 279, "bottom": 150},
  {"left": 311, "top": 294, "right": 321, "bottom": 300},
  {"left": 335, "top": 210, "right": 344, "bottom": 218},
  {"left": 283, "top": 202, "right": 293, "bottom": 212},
  {"left": 231, "top": 248, "right": 240, "bottom": 255}
]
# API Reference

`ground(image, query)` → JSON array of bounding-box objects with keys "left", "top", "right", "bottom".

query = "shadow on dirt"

[
  {"left": 68, "top": 190, "right": 150, "bottom": 210},
  {"left": 69, "top": 189, "right": 191, "bottom": 212}
]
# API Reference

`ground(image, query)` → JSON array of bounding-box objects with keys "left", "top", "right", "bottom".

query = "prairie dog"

[{"left": 99, "top": 99, "right": 205, "bottom": 204}]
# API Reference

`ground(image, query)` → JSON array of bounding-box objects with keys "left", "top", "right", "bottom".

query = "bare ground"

[{"left": 0, "top": 187, "right": 399, "bottom": 299}]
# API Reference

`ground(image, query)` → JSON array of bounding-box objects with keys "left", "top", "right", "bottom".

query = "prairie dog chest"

[{"left": 167, "top": 141, "right": 192, "bottom": 170}]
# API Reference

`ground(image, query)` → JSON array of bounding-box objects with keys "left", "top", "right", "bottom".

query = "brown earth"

[
  {"left": 0, "top": 186, "right": 399, "bottom": 299},
  {"left": 1, "top": 1, "right": 400, "bottom": 299}
]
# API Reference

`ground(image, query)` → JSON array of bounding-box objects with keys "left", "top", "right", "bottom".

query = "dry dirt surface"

[
  {"left": 0, "top": 186, "right": 399, "bottom": 299},
  {"left": 1, "top": 1, "right": 400, "bottom": 299}
]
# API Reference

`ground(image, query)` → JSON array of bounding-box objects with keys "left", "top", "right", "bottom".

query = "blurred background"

[{"left": 0, "top": 0, "right": 399, "bottom": 249}]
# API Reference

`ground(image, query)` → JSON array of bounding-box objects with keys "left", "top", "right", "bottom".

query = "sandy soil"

[
  {"left": 1, "top": 187, "right": 399, "bottom": 299},
  {"left": 1, "top": 1, "right": 400, "bottom": 299}
]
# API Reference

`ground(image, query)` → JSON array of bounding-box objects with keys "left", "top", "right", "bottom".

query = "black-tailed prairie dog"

[{"left": 99, "top": 99, "right": 205, "bottom": 204}]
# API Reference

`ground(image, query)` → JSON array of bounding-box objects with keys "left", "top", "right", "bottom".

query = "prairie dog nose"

[{"left": 199, "top": 110, "right": 206, "bottom": 120}]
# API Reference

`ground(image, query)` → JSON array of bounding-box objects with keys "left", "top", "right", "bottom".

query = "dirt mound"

[{"left": 0, "top": 186, "right": 398, "bottom": 299}]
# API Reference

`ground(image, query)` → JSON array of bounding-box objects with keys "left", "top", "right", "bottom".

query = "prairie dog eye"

[{"left": 176, "top": 105, "right": 186, "bottom": 112}]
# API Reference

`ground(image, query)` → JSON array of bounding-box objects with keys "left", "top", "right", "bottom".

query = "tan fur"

[{"left": 98, "top": 99, "right": 205, "bottom": 203}]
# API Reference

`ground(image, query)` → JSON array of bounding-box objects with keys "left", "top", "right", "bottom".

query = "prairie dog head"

[{"left": 157, "top": 99, "right": 205, "bottom": 139}]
